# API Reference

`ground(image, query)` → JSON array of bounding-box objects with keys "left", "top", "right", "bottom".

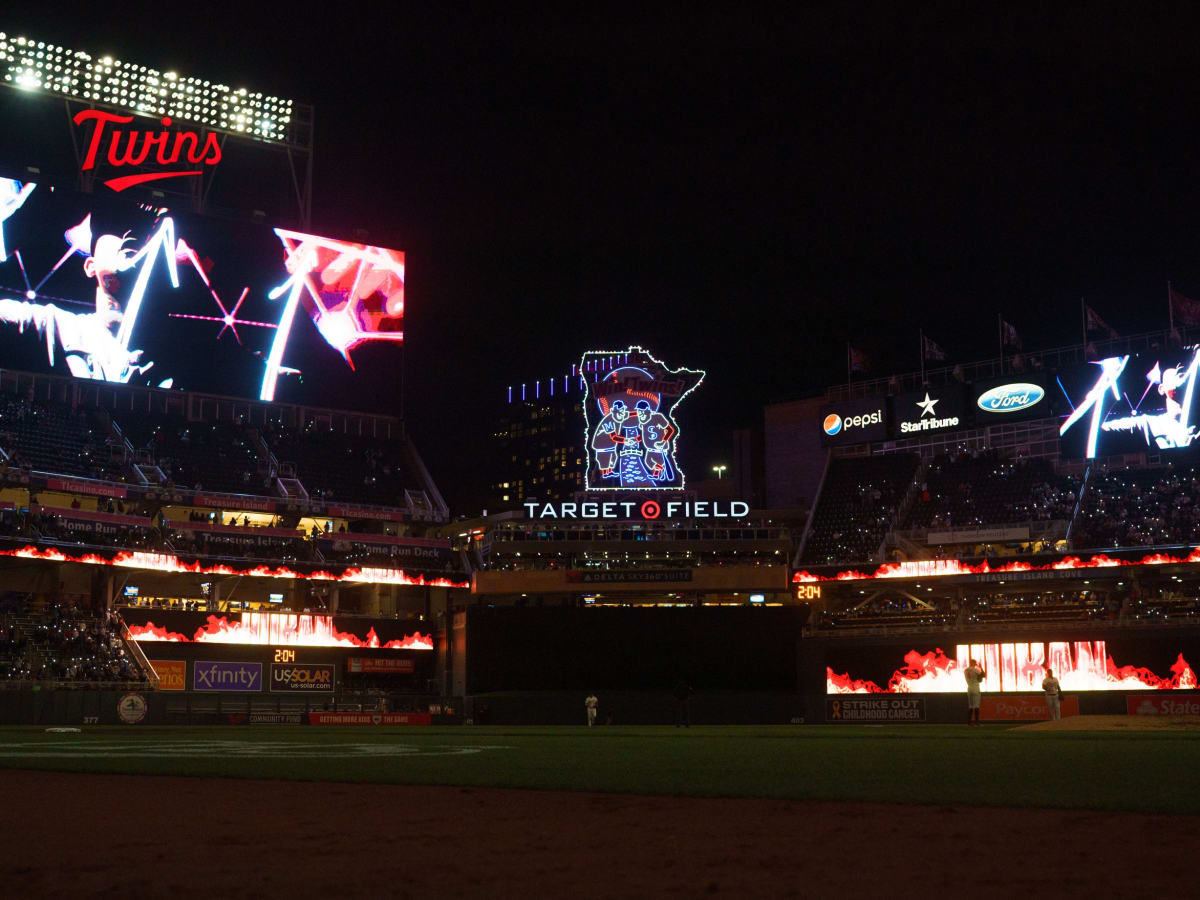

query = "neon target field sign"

[{"left": 580, "top": 346, "right": 704, "bottom": 491}]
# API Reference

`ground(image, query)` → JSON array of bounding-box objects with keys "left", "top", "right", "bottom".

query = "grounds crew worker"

[
  {"left": 1042, "top": 667, "right": 1063, "bottom": 721},
  {"left": 964, "top": 658, "right": 986, "bottom": 726}
]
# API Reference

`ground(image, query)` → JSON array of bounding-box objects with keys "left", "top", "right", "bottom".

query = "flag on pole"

[
  {"left": 1170, "top": 284, "right": 1200, "bottom": 326},
  {"left": 1083, "top": 303, "right": 1118, "bottom": 339},
  {"left": 848, "top": 344, "right": 869, "bottom": 373},
  {"left": 1000, "top": 318, "right": 1022, "bottom": 350},
  {"left": 922, "top": 333, "right": 947, "bottom": 361}
]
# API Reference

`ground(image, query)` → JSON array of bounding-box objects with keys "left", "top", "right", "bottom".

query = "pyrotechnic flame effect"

[
  {"left": 128, "top": 612, "right": 432, "bottom": 650},
  {"left": 826, "top": 641, "right": 1198, "bottom": 693},
  {"left": 0, "top": 546, "right": 466, "bottom": 588},
  {"left": 793, "top": 547, "right": 1200, "bottom": 583}
]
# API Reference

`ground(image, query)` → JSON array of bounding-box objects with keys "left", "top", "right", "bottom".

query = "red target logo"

[{"left": 640, "top": 501, "right": 661, "bottom": 519}]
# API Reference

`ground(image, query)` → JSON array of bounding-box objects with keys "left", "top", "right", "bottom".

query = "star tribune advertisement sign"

[{"left": 892, "top": 385, "right": 966, "bottom": 436}]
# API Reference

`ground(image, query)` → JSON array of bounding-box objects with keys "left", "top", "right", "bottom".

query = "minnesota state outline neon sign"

[{"left": 580, "top": 346, "right": 704, "bottom": 491}]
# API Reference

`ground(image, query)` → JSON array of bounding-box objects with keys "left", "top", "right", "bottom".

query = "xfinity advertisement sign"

[
  {"left": 819, "top": 396, "right": 888, "bottom": 446},
  {"left": 893, "top": 386, "right": 965, "bottom": 436}
]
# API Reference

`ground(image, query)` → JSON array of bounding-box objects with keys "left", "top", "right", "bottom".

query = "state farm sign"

[{"left": 1127, "top": 695, "right": 1200, "bottom": 716}]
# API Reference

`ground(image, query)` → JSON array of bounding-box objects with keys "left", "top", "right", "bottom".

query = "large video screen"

[
  {"left": 1059, "top": 349, "right": 1200, "bottom": 458},
  {"left": 122, "top": 610, "right": 432, "bottom": 650},
  {"left": 826, "top": 639, "right": 1198, "bottom": 693},
  {"left": 0, "top": 176, "right": 403, "bottom": 407}
]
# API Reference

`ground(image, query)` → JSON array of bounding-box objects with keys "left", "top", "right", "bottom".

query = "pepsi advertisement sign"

[
  {"left": 973, "top": 377, "right": 1049, "bottom": 423},
  {"left": 819, "top": 397, "right": 888, "bottom": 446}
]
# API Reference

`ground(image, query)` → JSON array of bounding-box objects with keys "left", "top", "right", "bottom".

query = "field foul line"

[{"left": 0, "top": 741, "right": 516, "bottom": 758}]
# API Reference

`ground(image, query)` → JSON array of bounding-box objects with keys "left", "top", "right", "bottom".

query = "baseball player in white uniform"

[
  {"left": 964, "top": 659, "right": 985, "bottom": 726},
  {"left": 1042, "top": 668, "right": 1062, "bottom": 720}
]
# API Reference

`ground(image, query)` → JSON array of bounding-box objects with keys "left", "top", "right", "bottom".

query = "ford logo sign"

[{"left": 976, "top": 382, "right": 1045, "bottom": 413}]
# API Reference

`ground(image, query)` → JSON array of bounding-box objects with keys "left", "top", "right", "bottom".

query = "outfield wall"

[
  {"left": 465, "top": 690, "right": 803, "bottom": 726},
  {"left": 803, "top": 625, "right": 1200, "bottom": 723},
  {"left": 462, "top": 606, "right": 804, "bottom": 694}
]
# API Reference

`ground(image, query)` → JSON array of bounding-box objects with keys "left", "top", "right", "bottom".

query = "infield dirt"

[{"left": 0, "top": 769, "right": 1195, "bottom": 898}]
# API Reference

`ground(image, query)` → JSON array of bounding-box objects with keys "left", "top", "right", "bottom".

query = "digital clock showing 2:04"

[
  {"left": 795, "top": 584, "right": 822, "bottom": 601},
  {"left": 273, "top": 648, "right": 297, "bottom": 663}
]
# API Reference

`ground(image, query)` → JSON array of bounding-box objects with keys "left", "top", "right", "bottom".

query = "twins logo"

[
  {"left": 582, "top": 347, "right": 704, "bottom": 491},
  {"left": 74, "top": 110, "right": 222, "bottom": 192}
]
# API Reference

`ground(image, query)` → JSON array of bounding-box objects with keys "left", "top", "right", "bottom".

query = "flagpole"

[
  {"left": 1080, "top": 298, "right": 1087, "bottom": 359},
  {"left": 998, "top": 313, "right": 1004, "bottom": 374}
]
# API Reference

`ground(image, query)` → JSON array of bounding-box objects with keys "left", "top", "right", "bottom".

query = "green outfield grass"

[{"left": 0, "top": 725, "right": 1198, "bottom": 814}]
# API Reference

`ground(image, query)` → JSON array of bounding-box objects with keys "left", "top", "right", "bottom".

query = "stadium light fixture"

[
  {"left": 712, "top": 464, "right": 727, "bottom": 479},
  {"left": 0, "top": 30, "right": 293, "bottom": 143}
]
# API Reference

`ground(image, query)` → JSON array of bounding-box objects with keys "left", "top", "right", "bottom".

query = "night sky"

[{"left": 8, "top": 7, "right": 1200, "bottom": 511}]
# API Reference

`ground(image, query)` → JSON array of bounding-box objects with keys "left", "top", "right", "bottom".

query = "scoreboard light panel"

[{"left": 0, "top": 31, "right": 293, "bottom": 142}]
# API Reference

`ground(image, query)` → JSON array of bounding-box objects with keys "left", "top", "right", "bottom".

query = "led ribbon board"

[
  {"left": 793, "top": 547, "right": 1200, "bottom": 584},
  {"left": 126, "top": 612, "right": 432, "bottom": 650},
  {"left": 826, "top": 641, "right": 1198, "bottom": 694},
  {"left": 580, "top": 347, "right": 703, "bottom": 491}
]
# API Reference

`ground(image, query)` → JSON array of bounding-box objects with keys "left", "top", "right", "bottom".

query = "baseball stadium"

[{"left": 1, "top": 19, "right": 1199, "bottom": 900}]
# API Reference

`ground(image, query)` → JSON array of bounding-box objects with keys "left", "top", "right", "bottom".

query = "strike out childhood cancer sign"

[{"left": 825, "top": 697, "right": 925, "bottom": 722}]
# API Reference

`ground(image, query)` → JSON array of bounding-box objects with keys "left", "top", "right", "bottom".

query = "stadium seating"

[
  {"left": 813, "top": 597, "right": 953, "bottom": 630},
  {"left": 1072, "top": 465, "right": 1200, "bottom": 549},
  {"left": 0, "top": 596, "right": 147, "bottom": 683},
  {"left": 0, "top": 396, "right": 127, "bottom": 482},
  {"left": 26, "top": 508, "right": 161, "bottom": 550},
  {"left": 801, "top": 453, "right": 919, "bottom": 564},
  {"left": 906, "top": 451, "right": 1080, "bottom": 530},
  {"left": 115, "top": 413, "right": 271, "bottom": 495},
  {"left": 263, "top": 421, "right": 415, "bottom": 506}
]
